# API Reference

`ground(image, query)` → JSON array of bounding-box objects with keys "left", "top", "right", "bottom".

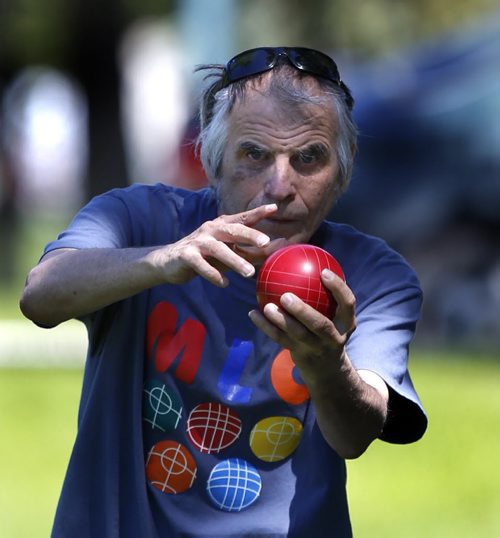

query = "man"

[{"left": 20, "top": 47, "right": 427, "bottom": 537}]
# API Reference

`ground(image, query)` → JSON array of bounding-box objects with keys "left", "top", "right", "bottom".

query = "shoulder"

[
  {"left": 314, "top": 220, "right": 415, "bottom": 273},
  {"left": 95, "top": 184, "right": 217, "bottom": 235},
  {"left": 44, "top": 185, "right": 217, "bottom": 252},
  {"left": 314, "top": 221, "right": 421, "bottom": 306},
  {"left": 101, "top": 183, "right": 215, "bottom": 212}
]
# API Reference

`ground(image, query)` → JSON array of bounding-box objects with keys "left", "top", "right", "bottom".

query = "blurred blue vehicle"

[
  {"left": 334, "top": 13, "right": 500, "bottom": 345},
  {"left": 335, "top": 12, "right": 500, "bottom": 245}
]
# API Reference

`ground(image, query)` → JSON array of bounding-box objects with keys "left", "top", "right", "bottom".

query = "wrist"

[
  {"left": 295, "top": 349, "right": 353, "bottom": 395},
  {"left": 142, "top": 245, "right": 176, "bottom": 286}
]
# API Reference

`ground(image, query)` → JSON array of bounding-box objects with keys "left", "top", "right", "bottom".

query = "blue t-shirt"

[{"left": 45, "top": 184, "right": 427, "bottom": 537}]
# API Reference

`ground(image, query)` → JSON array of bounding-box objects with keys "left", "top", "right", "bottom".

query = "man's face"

[{"left": 216, "top": 79, "right": 341, "bottom": 244}]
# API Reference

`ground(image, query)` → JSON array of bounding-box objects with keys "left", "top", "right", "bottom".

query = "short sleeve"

[
  {"left": 345, "top": 242, "right": 427, "bottom": 444},
  {"left": 43, "top": 190, "right": 134, "bottom": 255}
]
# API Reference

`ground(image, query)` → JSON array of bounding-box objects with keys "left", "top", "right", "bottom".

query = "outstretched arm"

[
  {"left": 249, "top": 269, "right": 389, "bottom": 459},
  {"left": 20, "top": 204, "right": 279, "bottom": 328}
]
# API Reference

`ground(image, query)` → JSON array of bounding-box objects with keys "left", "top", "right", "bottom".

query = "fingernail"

[
  {"left": 264, "top": 302, "right": 279, "bottom": 314},
  {"left": 243, "top": 264, "right": 255, "bottom": 277},
  {"left": 321, "top": 269, "right": 334, "bottom": 279},
  {"left": 257, "top": 235, "right": 270, "bottom": 247},
  {"left": 265, "top": 204, "right": 278, "bottom": 211},
  {"left": 281, "top": 293, "right": 294, "bottom": 306}
]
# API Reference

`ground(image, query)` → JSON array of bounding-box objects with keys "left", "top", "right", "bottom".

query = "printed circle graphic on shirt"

[
  {"left": 187, "top": 402, "right": 242, "bottom": 454},
  {"left": 143, "top": 379, "right": 183, "bottom": 432},
  {"left": 249, "top": 416, "right": 303, "bottom": 462},
  {"left": 206, "top": 458, "right": 262, "bottom": 512},
  {"left": 146, "top": 440, "right": 197, "bottom": 494}
]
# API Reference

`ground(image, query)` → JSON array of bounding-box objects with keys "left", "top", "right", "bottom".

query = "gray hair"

[{"left": 195, "top": 63, "right": 358, "bottom": 195}]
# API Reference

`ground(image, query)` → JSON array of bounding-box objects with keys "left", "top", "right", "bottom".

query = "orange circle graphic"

[{"left": 146, "top": 440, "right": 197, "bottom": 494}]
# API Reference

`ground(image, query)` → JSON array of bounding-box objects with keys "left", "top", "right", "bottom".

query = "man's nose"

[{"left": 264, "top": 156, "right": 296, "bottom": 201}]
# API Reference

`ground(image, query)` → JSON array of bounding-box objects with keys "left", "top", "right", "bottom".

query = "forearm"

[
  {"left": 20, "top": 206, "right": 277, "bottom": 328},
  {"left": 20, "top": 247, "right": 163, "bottom": 327},
  {"left": 297, "top": 354, "right": 388, "bottom": 459}
]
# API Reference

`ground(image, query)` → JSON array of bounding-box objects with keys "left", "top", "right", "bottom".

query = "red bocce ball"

[{"left": 256, "top": 244, "right": 345, "bottom": 318}]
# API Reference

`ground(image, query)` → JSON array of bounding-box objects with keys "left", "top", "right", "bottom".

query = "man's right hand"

[
  {"left": 150, "top": 203, "right": 281, "bottom": 287},
  {"left": 20, "top": 204, "right": 284, "bottom": 327}
]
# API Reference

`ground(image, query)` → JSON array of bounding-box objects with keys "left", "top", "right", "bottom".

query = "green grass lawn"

[
  {"left": 0, "top": 368, "right": 82, "bottom": 538},
  {"left": 1, "top": 351, "right": 499, "bottom": 537},
  {"left": 348, "top": 350, "right": 500, "bottom": 537}
]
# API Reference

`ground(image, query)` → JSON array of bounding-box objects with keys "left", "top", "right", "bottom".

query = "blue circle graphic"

[{"left": 206, "top": 458, "right": 262, "bottom": 512}]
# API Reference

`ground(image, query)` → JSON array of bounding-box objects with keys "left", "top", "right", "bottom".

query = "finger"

[
  {"left": 256, "top": 299, "right": 343, "bottom": 356},
  {"left": 185, "top": 251, "right": 230, "bottom": 287},
  {"left": 235, "top": 238, "right": 290, "bottom": 265},
  {"left": 227, "top": 203, "right": 278, "bottom": 227},
  {"left": 279, "top": 293, "right": 337, "bottom": 340},
  {"left": 248, "top": 307, "right": 293, "bottom": 349},
  {"left": 210, "top": 220, "right": 271, "bottom": 249},
  {"left": 320, "top": 269, "right": 357, "bottom": 335},
  {"left": 211, "top": 204, "right": 279, "bottom": 249},
  {"left": 201, "top": 240, "right": 256, "bottom": 277},
  {"left": 276, "top": 292, "right": 354, "bottom": 353}
]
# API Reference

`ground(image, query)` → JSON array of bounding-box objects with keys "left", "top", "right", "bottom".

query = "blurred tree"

[
  {"left": 64, "top": 0, "right": 131, "bottom": 199},
  {"left": 0, "top": 0, "right": 30, "bottom": 282},
  {"left": 0, "top": 0, "right": 174, "bottom": 286},
  {"left": 0, "top": 137, "right": 18, "bottom": 283},
  {"left": 240, "top": 0, "right": 498, "bottom": 58},
  {"left": 0, "top": 0, "right": 496, "bottom": 208},
  {"left": 0, "top": 0, "right": 175, "bottom": 206}
]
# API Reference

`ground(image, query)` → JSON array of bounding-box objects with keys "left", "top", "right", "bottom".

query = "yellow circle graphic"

[{"left": 249, "top": 416, "right": 303, "bottom": 462}]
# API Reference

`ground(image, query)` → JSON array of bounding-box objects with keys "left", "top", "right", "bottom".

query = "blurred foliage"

[
  {"left": 0, "top": 0, "right": 175, "bottom": 70},
  {"left": 122, "top": 0, "right": 175, "bottom": 20},
  {"left": 1, "top": 0, "right": 498, "bottom": 68},
  {"left": 240, "top": 0, "right": 499, "bottom": 57},
  {"left": 0, "top": 0, "right": 70, "bottom": 68}
]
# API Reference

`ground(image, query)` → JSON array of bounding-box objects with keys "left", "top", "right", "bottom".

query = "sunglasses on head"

[{"left": 220, "top": 46, "right": 354, "bottom": 110}]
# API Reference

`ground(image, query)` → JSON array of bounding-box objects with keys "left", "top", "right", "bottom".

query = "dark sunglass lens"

[
  {"left": 289, "top": 48, "right": 340, "bottom": 81},
  {"left": 227, "top": 48, "right": 277, "bottom": 83}
]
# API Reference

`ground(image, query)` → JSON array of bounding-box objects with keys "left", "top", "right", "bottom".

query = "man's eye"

[
  {"left": 299, "top": 151, "right": 315, "bottom": 164},
  {"left": 294, "top": 146, "right": 328, "bottom": 169},
  {"left": 246, "top": 149, "right": 265, "bottom": 161},
  {"left": 295, "top": 150, "right": 320, "bottom": 166}
]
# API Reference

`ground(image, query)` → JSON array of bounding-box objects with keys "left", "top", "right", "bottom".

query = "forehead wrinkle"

[
  {"left": 229, "top": 102, "right": 336, "bottom": 153},
  {"left": 226, "top": 79, "right": 339, "bottom": 160},
  {"left": 232, "top": 116, "right": 335, "bottom": 153}
]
